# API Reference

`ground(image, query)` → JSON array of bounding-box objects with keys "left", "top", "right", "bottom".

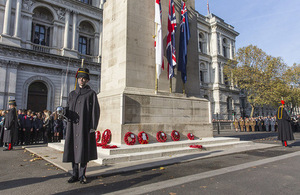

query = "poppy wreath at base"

[
  {"left": 102, "top": 145, "right": 118, "bottom": 149},
  {"left": 189, "top": 145, "right": 203, "bottom": 149},
  {"left": 101, "top": 129, "right": 111, "bottom": 146},
  {"left": 156, "top": 131, "right": 167, "bottom": 142},
  {"left": 124, "top": 132, "right": 136, "bottom": 145},
  {"left": 171, "top": 130, "right": 180, "bottom": 141},
  {"left": 138, "top": 131, "right": 149, "bottom": 144},
  {"left": 187, "top": 133, "right": 194, "bottom": 140},
  {"left": 95, "top": 131, "right": 101, "bottom": 143}
]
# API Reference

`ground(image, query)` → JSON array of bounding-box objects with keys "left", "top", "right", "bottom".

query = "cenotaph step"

[{"left": 48, "top": 137, "right": 254, "bottom": 165}]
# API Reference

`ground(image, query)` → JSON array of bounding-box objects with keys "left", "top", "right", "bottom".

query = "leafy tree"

[
  {"left": 283, "top": 63, "right": 300, "bottom": 114},
  {"left": 224, "top": 45, "right": 287, "bottom": 117}
]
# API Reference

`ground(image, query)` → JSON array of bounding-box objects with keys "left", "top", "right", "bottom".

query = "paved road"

[{"left": 0, "top": 132, "right": 299, "bottom": 195}]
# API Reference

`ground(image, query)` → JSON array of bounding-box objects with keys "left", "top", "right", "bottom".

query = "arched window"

[
  {"left": 31, "top": 7, "right": 54, "bottom": 47},
  {"left": 198, "top": 32, "right": 206, "bottom": 54},
  {"left": 27, "top": 82, "right": 48, "bottom": 112},
  {"left": 78, "top": 21, "right": 95, "bottom": 56}
]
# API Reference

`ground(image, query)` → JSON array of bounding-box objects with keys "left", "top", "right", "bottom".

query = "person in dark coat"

[
  {"left": 43, "top": 110, "right": 51, "bottom": 144},
  {"left": 0, "top": 110, "right": 6, "bottom": 147},
  {"left": 62, "top": 68, "right": 100, "bottom": 184},
  {"left": 23, "top": 110, "right": 33, "bottom": 145},
  {"left": 3, "top": 100, "right": 18, "bottom": 151},
  {"left": 276, "top": 100, "right": 294, "bottom": 147},
  {"left": 17, "top": 109, "right": 25, "bottom": 145},
  {"left": 33, "top": 112, "right": 43, "bottom": 143},
  {"left": 53, "top": 112, "right": 63, "bottom": 142},
  {"left": 258, "top": 117, "right": 264, "bottom": 131}
]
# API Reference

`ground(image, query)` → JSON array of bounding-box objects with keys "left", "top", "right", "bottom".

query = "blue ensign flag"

[{"left": 178, "top": 1, "right": 190, "bottom": 83}]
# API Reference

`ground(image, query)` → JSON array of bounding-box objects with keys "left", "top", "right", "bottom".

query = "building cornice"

[
  {"left": 0, "top": 44, "right": 101, "bottom": 74},
  {"left": 38, "top": 0, "right": 103, "bottom": 21}
]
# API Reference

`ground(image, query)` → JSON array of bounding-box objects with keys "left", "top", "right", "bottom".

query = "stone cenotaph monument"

[{"left": 98, "top": 0, "right": 212, "bottom": 144}]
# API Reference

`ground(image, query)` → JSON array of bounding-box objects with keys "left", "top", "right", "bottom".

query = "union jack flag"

[{"left": 166, "top": 0, "right": 177, "bottom": 79}]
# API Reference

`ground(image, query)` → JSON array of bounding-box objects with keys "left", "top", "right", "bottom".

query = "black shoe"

[
  {"left": 68, "top": 176, "right": 79, "bottom": 183},
  {"left": 79, "top": 176, "right": 87, "bottom": 184}
]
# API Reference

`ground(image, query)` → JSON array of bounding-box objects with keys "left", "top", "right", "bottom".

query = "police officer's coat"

[
  {"left": 3, "top": 107, "right": 18, "bottom": 143},
  {"left": 63, "top": 85, "right": 100, "bottom": 163}
]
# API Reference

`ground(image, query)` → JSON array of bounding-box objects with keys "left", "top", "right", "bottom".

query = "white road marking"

[{"left": 103, "top": 151, "right": 300, "bottom": 195}]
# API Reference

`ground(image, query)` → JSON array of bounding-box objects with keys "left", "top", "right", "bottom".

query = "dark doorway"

[{"left": 27, "top": 82, "right": 48, "bottom": 112}]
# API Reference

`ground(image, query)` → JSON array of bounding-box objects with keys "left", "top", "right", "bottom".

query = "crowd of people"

[
  {"left": 233, "top": 115, "right": 300, "bottom": 133},
  {"left": 0, "top": 108, "right": 66, "bottom": 147}
]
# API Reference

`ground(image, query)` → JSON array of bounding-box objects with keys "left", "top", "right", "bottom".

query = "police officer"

[
  {"left": 63, "top": 68, "right": 100, "bottom": 184},
  {"left": 2, "top": 100, "right": 18, "bottom": 151}
]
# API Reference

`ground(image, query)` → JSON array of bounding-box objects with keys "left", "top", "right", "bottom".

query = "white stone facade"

[
  {"left": 0, "top": 0, "right": 240, "bottom": 120},
  {"left": 196, "top": 14, "right": 240, "bottom": 120},
  {"left": 0, "top": 0, "right": 103, "bottom": 111}
]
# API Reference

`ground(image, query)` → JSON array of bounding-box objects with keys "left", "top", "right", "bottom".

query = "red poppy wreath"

[
  {"left": 187, "top": 133, "right": 194, "bottom": 140},
  {"left": 124, "top": 132, "right": 136, "bottom": 145},
  {"left": 171, "top": 130, "right": 180, "bottom": 141},
  {"left": 156, "top": 131, "right": 167, "bottom": 142},
  {"left": 101, "top": 129, "right": 111, "bottom": 146},
  {"left": 138, "top": 131, "right": 149, "bottom": 144}
]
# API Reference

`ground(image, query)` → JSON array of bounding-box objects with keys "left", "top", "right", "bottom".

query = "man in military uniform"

[
  {"left": 250, "top": 117, "right": 256, "bottom": 132},
  {"left": 276, "top": 100, "right": 294, "bottom": 147},
  {"left": 2, "top": 100, "right": 18, "bottom": 151},
  {"left": 233, "top": 118, "right": 239, "bottom": 132},
  {"left": 245, "top": 117, "right": 250, "bottom": 132},
  {"left": 63, "top": 68, "right": 100, "bottom": 184},
  {"left": 239, "top": 117, "right": 245, "bottom": 132}
]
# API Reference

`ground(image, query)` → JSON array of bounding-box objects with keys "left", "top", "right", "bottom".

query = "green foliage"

[{"left": 224, "top": 45, "right": 299, "bottom": 117}]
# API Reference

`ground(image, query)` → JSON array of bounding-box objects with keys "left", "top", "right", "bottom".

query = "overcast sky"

[{"left": 195, "top": 0, "right": 300, "bottom": 66}]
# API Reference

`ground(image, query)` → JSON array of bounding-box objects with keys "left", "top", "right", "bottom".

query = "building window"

[
  {"left": 33, "top": 24, "right": 50, "bottom": 46},
  {"left": 79, "top": 36, "right": 90, "bottom": 55},
  {"left": 223, "top": 38, "right": 228, "bottom": 58},
  {"left": 200, "top": 70, "right": 203, "bottom": 85},
  {"left": 79, "top": 0, "right": 92, "bottom": 5},
  {"left": 199, "top": 33, "right": 203, "bottom": 52},
  {"left": 198, "top": 32, "right": 207, "bottom": 54},
  {"left": 31, "top": 7, "right": 53, "bottom": 47},
  {"left": 224, "top": 75, "right": 229, "bottom": 86},
  {"left": 78, "top": 21, "right": 95, "bottom": 56}
]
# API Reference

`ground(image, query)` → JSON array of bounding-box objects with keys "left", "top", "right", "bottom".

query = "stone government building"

[{"left": 0, "top": 0, "right": 242, "bottom": 120}]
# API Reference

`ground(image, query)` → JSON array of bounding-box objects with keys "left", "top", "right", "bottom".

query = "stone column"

[
  {"left": 220, "top": 64, "right": 224, "bottom": 84},
  {"left": 94, "top": 33, "right": 99, "bottom": 56},
  {"left": 3, "top": 0, "right": 12, "bottom": 35},
  {"left": 206, "top": 33, "right": 210, "bottom": 55},
  {"left": 0, "top": 61, "right": 7, "bottom": 109},
  {"left": 52, "top": 22, "right": 58, "bottom": 47},
  {"left": 98, "top": 22, "right": 103, "bottom": 57},
  {"left": 229, "top": 40, "right": 233, "bottom": 59},
  {"left": 63, "top": 10, "right": 70, "bottom": 49},
  {"left": 214, "top": 62, "right": 220, "bottom": 84},
  {"left": 13, "top": 0, "right": 22, "bottom": 37},
  {"left": 219, "top": 33, "right": 223, "bottom": 56},
  {"left": 71, "top": 12, "right": 77, "bottom": 50},
  {"left": 207, "top": 62, "right": 211, "bottom": 83},
  {"left": 100, "top": 0, "right": 105, "bottom": 9}
]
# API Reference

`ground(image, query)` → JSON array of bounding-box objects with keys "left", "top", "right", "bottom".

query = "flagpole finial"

[{"left": 81, "top": 59, "right": 84, "bottom": 68}]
